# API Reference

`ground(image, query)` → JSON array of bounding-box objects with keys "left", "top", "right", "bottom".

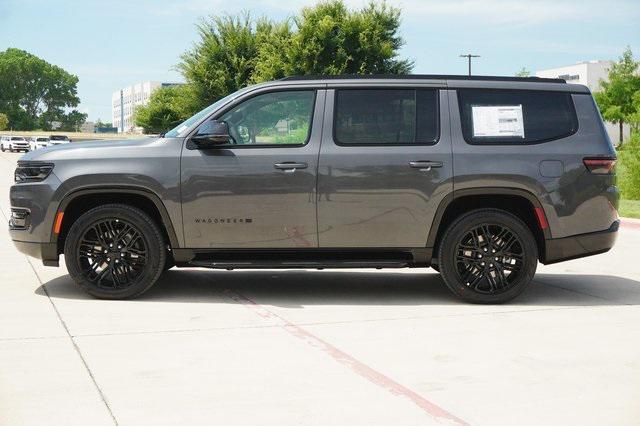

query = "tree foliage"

[
  {"left": 594, "top": 47, "right": 640, "bottom": 145},
  {"left": 177, "top": 14, "right": 271, "bottom": 110},
  {"left": 147, "top": 0, "right": 415, "bottom": 134},
  {"left": 514, "top": 67, "right": 531, "bottom": 77},
  {"left": 252, "top": 1, "right": 413, "bottom": 81},
  {"left": 134, "top": 85, "right": 198, "bottom": 134},
  {"left": 0, "top": 48, "right": 85, "bottom": 130},
  {"left": 0, "top": 113, "right": 8, "bottom": 131}
]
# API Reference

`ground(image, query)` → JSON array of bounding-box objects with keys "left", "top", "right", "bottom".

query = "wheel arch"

[
  {"left": 53, "top": 187, "right": 180, "bottom": 254},
  {"left": 427, "top": 188, "right": 550, "bottom": 262}
]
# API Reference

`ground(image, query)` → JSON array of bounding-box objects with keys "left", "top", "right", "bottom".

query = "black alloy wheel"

[
  {"left": 65, "top": 204, "right": 166, "bottom": 299},
  {"left": 77, "top": 218, "right": 148, "bottom": 290},
  {"left": 454, "top": 223, "right": 524, "bottom": 294},
  {"left": 438, "top": 209, "right": 537, "bottom": 303}
]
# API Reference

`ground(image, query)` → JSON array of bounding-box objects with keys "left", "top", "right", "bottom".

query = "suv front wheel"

[
  {"left": 64, "top": 204, "right": 166, "bottom": 299},
  {"left": 437, "top": 209, "right": 538, "bottom": 303}
]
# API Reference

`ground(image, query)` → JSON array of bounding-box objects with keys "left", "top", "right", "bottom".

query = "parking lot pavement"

[{"left": 1, "top": 149, "right": 639, "bottom": 425}]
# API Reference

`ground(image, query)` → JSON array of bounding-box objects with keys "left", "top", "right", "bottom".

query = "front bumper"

[
  {"left": 543, "top": 220, "right": 619, "bottom": 264},
  {"left": 12, "top": 240, "right": 59, "bottom": 266}
]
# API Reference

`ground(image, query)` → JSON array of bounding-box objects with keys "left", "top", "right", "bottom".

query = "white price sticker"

[{"left": 472, "top": 105, "right": 525, "bottom": 138}]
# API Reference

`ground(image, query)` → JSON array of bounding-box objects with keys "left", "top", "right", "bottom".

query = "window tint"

[
  {"left": 458, "top": 89, "right": 578, "bottom": 144},
  {"left": 334, "top": 89, "right": 438, "bottom": 145},
  {"left": 218, "top": 91, "right": 315, "bottom": 146}
]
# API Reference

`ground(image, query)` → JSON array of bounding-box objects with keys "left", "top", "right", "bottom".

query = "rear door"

[
  {"left": 317, "top": 86, "right": 453, "bottom": 247},
  {"left": 181, "top": 88, "right": 325, "bottom": 248}
]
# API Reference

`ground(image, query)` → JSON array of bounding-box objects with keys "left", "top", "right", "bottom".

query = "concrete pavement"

[{"left": 1, "top": 149, "right": 639, "bottom": 425}]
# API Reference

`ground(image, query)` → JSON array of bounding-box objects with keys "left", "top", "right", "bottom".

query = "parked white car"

[
  {"left": 29, "top": 136, "right": 50, "bottom": 150},
  {"left": 1, "top": 135, "right": 30, "bottom": 152},
  {"left": 49, "top": 135, "right": 71, "bottom": 146}
]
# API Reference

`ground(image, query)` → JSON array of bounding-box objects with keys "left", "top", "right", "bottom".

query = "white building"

[
  {"left": 536, "top": 60, "right": 629, "bottom": 142},
  {"left": 112, "top": 82, "right": 180, "bottom": 133}
]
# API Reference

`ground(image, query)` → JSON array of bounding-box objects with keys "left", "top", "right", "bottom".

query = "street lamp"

[{"left": 459, "top": 54, "right": 481, "bottom": 76}]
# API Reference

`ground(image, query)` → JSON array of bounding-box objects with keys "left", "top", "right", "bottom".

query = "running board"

[{"left": 188, "top": 260, "right": 410, "bottom": 270}]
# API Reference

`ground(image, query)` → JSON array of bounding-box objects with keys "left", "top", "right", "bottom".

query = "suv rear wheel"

[
  {"left": 438, "top": 209, "right": 537, "bottom": 303},
  {"left": 64, "top": 204, "right": 166, "bottom": 299}
]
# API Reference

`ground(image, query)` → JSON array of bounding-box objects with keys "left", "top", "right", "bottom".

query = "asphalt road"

[{"left": 1, "top": 149, "right": 639, "bottom": 425}]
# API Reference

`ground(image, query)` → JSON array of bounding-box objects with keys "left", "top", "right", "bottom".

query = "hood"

[{"left": 21, "top": 138, "right": 161, "bottom": 162}]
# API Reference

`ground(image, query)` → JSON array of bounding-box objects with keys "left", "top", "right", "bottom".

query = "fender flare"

[
  {"left": 426, "top": 187, "right": 551, "bottom": 248},
  {"left": 53, "top": 186, "right": 180, "bottom": 248}
]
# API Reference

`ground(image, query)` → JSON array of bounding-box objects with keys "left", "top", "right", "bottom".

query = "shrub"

[{"left": 617, "top": 133, "right": 640, "bottom": 200}]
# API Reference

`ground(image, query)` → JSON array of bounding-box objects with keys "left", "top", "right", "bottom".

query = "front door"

[
  {"left": 181, "top": 89, "right": 325, "bottom": 248},
  {"left": 317, "top": 87, "right": 453, "bottom": 247}
]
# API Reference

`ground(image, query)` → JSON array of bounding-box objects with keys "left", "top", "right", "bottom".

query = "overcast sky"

[{"left": 1, "top": 0, "right": 638, "bottom": 121}]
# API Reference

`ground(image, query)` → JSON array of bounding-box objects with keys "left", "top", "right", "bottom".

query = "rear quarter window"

[{"left": 458, "top": 89, "right": 578, "bottom": 144}]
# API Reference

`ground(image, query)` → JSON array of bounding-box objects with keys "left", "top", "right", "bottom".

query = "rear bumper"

[
  {"left": 543, "top": 220, "right": 619, "bottom": 264},
  {"left": 11, "top": 240, "right": 59, "bottom": 266}
]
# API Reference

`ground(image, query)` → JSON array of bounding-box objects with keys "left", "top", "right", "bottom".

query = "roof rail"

[{"left": 279, "top": 74, "right": 566, "bottom": 84}]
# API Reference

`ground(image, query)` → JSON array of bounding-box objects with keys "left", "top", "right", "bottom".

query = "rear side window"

[
  {"left": 458, "top": 89, "right": 578, "bottom": 144},
  {"left": 334, "top": 89, "right": 439, "bottom": 145}
]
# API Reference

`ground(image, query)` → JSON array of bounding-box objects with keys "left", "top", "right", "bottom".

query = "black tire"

[
  {"left": 1, "top": 145, "right": 4, "bottom": 152},
  {"left": 438, "top": 209, "right": 537, "bottom": 304},
  {"left": 64, "top": 204, "right": 166, "bottom": 299}
]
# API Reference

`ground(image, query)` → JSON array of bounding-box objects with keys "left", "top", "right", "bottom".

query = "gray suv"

[{"left": 9, "top": 75, "right": 619, "bottom": 303}]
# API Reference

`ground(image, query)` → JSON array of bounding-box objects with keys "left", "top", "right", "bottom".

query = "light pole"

[{"left": 459, "top": 54, "right": 481, "bottom": 76}]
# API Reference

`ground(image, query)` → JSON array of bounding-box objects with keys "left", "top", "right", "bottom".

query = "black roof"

[{"left": 280, "top": 74, "right": 566, "bottom": 84}]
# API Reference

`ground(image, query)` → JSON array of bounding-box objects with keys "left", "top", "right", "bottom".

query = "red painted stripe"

[
  {"left": 224, "top": 289, "right": 469, "bottom": 425},
  {"left": 621, "top": 219, "right": 640, "bottom": 230}
]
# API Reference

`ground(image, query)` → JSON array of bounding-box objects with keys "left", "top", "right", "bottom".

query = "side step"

[{"left": 188, "top": 260, "right": 409, "bottom": 270}]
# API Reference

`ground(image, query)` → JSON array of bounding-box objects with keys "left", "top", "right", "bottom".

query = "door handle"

[
  {"left": 274, "top": 162, "right": 308, "bottom": 172},
  {"left": 409, "top": 161, "right": 443, "bottom": 170}
]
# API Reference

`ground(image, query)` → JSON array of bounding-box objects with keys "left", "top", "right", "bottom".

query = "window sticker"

[{"left": 472, "top": 105, "right": 524, "bottom": 138}]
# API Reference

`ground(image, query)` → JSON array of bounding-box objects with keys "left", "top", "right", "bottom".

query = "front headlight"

[{"left": 14, "top": 162, "right": 54, "bottom": 183}]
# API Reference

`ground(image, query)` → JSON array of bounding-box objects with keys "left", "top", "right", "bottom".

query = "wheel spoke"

[
  {"left": 454, "top": 223, "right": 525, "bottom": 295},
  {"left": 76, "top": 218, "right": 148, "bottom": 290}
]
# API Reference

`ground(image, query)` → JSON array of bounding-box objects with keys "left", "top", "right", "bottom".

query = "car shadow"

[{"left": 35, "top": 269, "right": 640, "bottom": 308}]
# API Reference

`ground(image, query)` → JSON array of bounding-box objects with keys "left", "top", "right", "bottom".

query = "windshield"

[
  {"left": 11, "top": 137, "right": 25, "bottom": 141},
  {"left": 50, "top": 135, "right": 69, "bottom": 141},
  {"left": 37, "top": 138, "right": 49, "bottom": 141},
  {"left": 164, "top": 88, "right": 252, "bottom": 138}
]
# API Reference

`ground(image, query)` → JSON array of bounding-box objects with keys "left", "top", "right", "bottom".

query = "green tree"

[
  {"left": 59, "top": 110, "right": 88, "bottom": 131},
  {"left": 253, "top": 1, "right": 413, "bottom": 81},
  {"left": 0, "top": 113, "right": 8, "bottom": 130},
  {"left": 0, "top": 48, "right": 82, "bottom": 130},
  {"left": 134, "top": 85, "right": 197, "bottom": 134},
  {"left": 594, "top": 47, "right": 640, "bottom": 145},
  {"left": 177, "top": 14, "right": 271, "bottom": 110},
  {"left": 515, "top": 67, "right": 531, "bottom": 77},
  {"left": 150, "top": 0, "right": 414, "bottom": 134}
]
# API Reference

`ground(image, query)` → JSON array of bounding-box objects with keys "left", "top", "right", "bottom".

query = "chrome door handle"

[
  {"left": 409, "top": 161, "right": 443, "bottom": 171},
  {"left": 274, "top": 162, "right": 308, "bottom": 172}
]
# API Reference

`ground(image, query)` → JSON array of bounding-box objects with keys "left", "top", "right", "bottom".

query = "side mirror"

[{"left": 191, "top": 120, "right": 232, "bottom": 148}]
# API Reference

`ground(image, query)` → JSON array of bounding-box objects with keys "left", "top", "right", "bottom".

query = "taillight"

[{"left": 583, "top": 158, "right": 616, "bottom": 174}]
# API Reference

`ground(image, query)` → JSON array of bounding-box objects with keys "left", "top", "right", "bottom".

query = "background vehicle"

[
  {"left": 48, "top": 135, "right": 70, "bottom": 145},
  {"left": 29, "top": 136, "right": 50, "bottom": 150},
  {"left": 9, "top": 75, "right": 619, "bottom": 303},
  {"left": 1, "top": 135, "right": 30, "bottom": 152}
]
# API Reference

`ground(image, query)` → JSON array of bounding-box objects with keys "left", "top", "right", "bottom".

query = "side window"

[
  {"left": 458, "top": 89, "right": 578, "bottom": 144},
  {"left": 334, "top": 89, "right": 439, "bottom": 145},
  {"left": 218, "top": 90, "right": 315, "bottom": 146}
]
